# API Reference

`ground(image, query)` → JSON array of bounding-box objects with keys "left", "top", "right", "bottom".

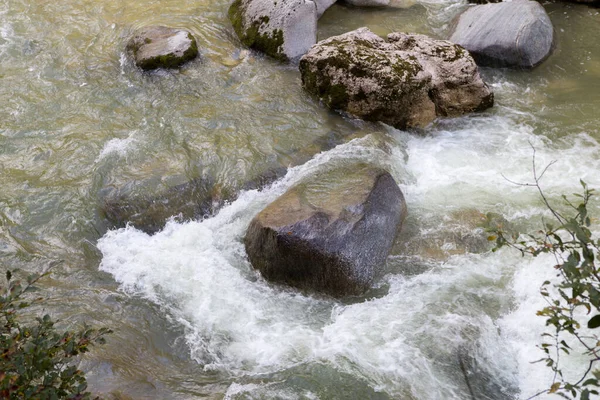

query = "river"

[{"left": 1, "top": 0, "right": 600, "bottom": 398}]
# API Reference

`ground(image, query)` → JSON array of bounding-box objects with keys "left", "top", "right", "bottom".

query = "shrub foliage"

[
  {"left": 491, "top": 156, "right": 600, "bottom": 399},
  {"left": 0, "top": 269, "right": 111, "bottom": 399}
]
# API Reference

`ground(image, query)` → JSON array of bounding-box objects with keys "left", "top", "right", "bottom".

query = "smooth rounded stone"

[
  {"left": 127, "top": 26, "right": 199, "bottom": 71},
  {"left": 449, "top": 0, "right": 555, "bottom": 68},
  {"left": 299, "top": 28, "right": 493, "bottom": 129},
  {"left": 228, "top": 0, "right": 323, "bottom": 61},
  {"left": 244, "top": 164, "right": 407, "bottom": 297}
]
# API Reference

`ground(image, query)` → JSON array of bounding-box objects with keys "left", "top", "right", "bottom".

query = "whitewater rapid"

[{"left": 98, "top": 91, "right": 600, "bottom": 398}]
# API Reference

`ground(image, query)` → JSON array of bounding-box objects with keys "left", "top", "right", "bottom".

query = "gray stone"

[
  {"left": 127, "top": 26, "right": 199, "bottom": 70},
  {"left": 299, "top": 28, "right": 493, "bottom": 129},
  {"left": 228, "top": 0, "right": 320, "bottom": 61},
  {"left": 244, "top": 164, "right": 407, "bottom": 297},
  {"left": 449, "top": 0, "right": 555, "bottom": 68}
]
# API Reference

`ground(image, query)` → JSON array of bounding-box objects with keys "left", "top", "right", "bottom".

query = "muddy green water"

[{"left": 1, "top": 0, "right": 600, "bottom": 399}]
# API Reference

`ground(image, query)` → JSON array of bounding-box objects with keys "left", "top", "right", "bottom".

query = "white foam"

[{"left": 96, "top": 132, "right": 138, "bottom": 161}]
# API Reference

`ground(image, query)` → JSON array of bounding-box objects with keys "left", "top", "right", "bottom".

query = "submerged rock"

[
  {"left": 449, "top": 0, "right": 554, "bottom": 68},
  {"left": 244, "top": 164, "right": 407, "bottom": 297},
  {"left": 100, "top": 166, "right": 288, "bottom": 234},
  {"left": 228, "top": 0, "right": 325, "bottom": 61},
  {"left": 299, "top": 28, "right": 493, "bottom": 129},
  {"left": 127, "top": 26, "right": 199, "bottom": 70},
  {"left": 399, "top": 209, "right": 513, "bottom": 261},
  {"left": 101, "top": 177, "right": 232, "bottom": 234}
]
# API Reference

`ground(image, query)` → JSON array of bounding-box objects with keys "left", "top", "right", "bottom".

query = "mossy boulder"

[
  {"left": 127, "top": 26, "right": 198, "bottom": 71},
  {"left": 449, "top": 0, "right": 555, "bottom": 68},
  {"left": 228, "top": 0, "right": 324, "bottom": 61},
  {"left": 299, "top": 28, "right": 493, "bottom": 129},
  {"left": 244, "top": 164, "right": 407, "bottom": 297}
]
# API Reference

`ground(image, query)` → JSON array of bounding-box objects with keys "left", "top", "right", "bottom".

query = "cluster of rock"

[{"left": 112, "top": 0, "right": 566, "bottom": 296}]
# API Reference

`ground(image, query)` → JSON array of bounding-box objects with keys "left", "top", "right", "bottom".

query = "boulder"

[
  {"left": 244, "top": 164, "right": 407, "bottom": 297},
  {"left": 228, "top": 0, "right": 320, "bottom": 61},
  {"left": 127, "top": 26, "right": 199, "bottom": 70},
  {"left": 449, "top": 0, "right": 555, "bottom": 68},
  {"left": 299, "top": 28, "right": 493, "bottom": 129}
]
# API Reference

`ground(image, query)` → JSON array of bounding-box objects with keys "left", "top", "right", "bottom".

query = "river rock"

[
  {"left": 449, "top": 0, "right": 555, "bottom": 68},
  {"left": 299, "top": 28, "right": 493, "bottom": 129},
  {"left": 244, "top": 164, "right": 407, "bottom": 297},
  {"left": 228, "top": 0, "right": 322, "bottom": 61},
  {"left": 127, "top": 26, "right": 199, "bottom": 70}
]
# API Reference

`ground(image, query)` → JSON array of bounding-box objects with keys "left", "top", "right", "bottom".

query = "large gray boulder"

[
  {"left": 244, "top": 164, "right": 407, "bottom": 297},
  {"left": 449, "top": 0, "right": 555, "bottom": 68},
  {"left": 127, "top": 26, "right": 199, "bottom": 70},
  {"left": 229, "top": 0, "right": 336, "bottom": 61},
  {"left": 299, "top": 28, "right": 493, "bottom": 129}
]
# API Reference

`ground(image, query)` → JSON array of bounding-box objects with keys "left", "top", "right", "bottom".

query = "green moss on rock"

[{"left": 228, "top": 0, "right": 287, "bottom": 61}]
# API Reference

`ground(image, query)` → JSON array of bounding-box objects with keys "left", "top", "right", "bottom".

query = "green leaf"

[
  {"left": 588, "top": 315, "right": 600, "bottom": 329},
  {"left": 6, "top": 270, "right": 12, "bottom": 282}
]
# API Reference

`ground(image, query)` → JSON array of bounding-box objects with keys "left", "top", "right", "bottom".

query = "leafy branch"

[
  {"left": 1, "top": 267, "right": 112, "bottom": 399},
  {"left": 491, "top": 147, "right": 600, "bottom": 400}
]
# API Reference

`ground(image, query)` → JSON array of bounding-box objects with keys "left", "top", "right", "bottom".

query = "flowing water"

[{"left": 1, "top": 0, "right": 600, "bottom": 398}]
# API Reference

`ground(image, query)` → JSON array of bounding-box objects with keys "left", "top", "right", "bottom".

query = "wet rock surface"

[
  {"left": 244, "top": 164, "right": 407, "bottom": 297},
  {"left": 127, "top": 26, "right": 199, "bottom": 70},
  {"left": 299, "top": 28, "right": 493, "bottom": 129},
  {"left": 449, "top": 0, "right": 555, "bottom": 68},
  {"left": 100, "top": 166, "right": 287, "bottom": 234}
]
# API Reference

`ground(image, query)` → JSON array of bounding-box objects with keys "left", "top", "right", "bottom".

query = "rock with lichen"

[
  {"left": 127, "top": 26, "right": 199, "bottom": 71},
  {"left": 449, "top": 0, "right": 554, "bottom": 68},
  {"left": 229, "top": 0, "right": 336, "bottom": 61},
  {"left": 244, "top": 163, "right": 407, "bottom": 297},
  {"left": 299, "top": 28, "right": 493, "bottom": 129}
]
